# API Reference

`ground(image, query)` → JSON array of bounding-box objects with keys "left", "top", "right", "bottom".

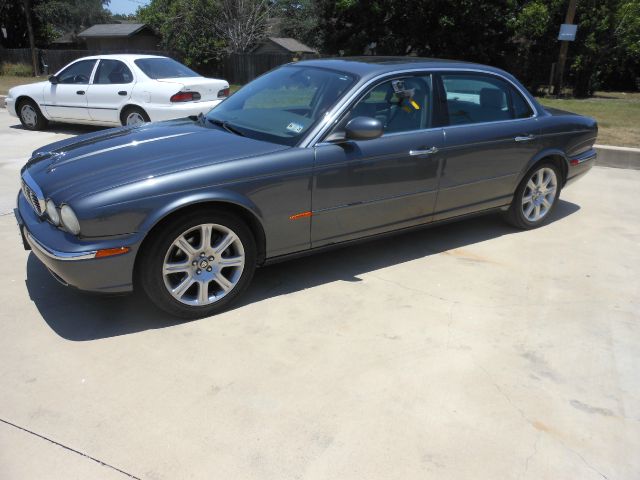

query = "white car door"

[
  {"left": 42, "top": 59, "right": 96, "bottom": 120},
  {"left": 86, "top": 59, "right": 135, "bottom": 124}
]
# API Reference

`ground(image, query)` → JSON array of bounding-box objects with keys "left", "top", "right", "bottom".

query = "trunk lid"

[{"left": 158, "top": 76, "right": 229, "bottom": 102}]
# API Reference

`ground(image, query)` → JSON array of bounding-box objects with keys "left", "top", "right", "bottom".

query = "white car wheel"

[
  {"left": 121, "top": 107, "right": 150, "bottom": 127},
  {"left": 18, "top": 100, "right": 48, "bottom": 131}
]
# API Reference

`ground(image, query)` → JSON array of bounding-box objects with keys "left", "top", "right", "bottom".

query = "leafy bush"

[{"left": 1, "top": 63, "right": 33, "bottom": 77}]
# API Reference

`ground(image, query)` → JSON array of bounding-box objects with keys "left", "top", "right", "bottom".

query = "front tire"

[
  {"left": 504, "top": 163, "right": 562, "bottom": 229},
  {"left": 18, "top": 99, "right": 48, "bottom": 131},
  {"left": 137, "top": 210, "right": 257, "bottom": 319}
]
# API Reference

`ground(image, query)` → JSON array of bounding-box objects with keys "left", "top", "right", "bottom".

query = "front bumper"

[
  {"left": 566, "top": 148, "right": 596, "bottom": 187},
  {"left": 146, "top": 99, "right": 223, "bottom": 122},
  {"left": 16, "top": 193, "right": 138, "bottom": 293},
  {"left": 5, "top": 96, "right": 17, "bottom": 117}
]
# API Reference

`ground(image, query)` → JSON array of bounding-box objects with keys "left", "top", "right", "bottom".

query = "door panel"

[
  {"left": 435, "top": 120, "right": 540, "bottom": 219},
  {"left": 43, "top": 84, "right": 90, "bottom": 120},
  {"left": 312, "top": 129, "right": 444, "bottom": 246},
  {"left": 87, "top": 60, "right": 135, "bottom": 123},
  {"left": 43, "top": 59, "right": 96, "bottom": 120},
  {"left": 433, "top": 72, "right": 540, "bottom": 220}
]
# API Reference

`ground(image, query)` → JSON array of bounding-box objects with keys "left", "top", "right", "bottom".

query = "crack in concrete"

[
  {"left": 520, "top": 433, "right": 540, "bottom": 479},
  {"left": 472, "top": 360, "right": 610, "bottom": 480},
  {"left": 0, "top": 418, "right": 141, "bottom": 480}
]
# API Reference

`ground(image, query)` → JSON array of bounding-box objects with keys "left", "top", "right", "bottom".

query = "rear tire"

[
  {"left": 504, "top": 162, "right": 562, "bottom": 229},
  {"left": 17, "top": 99, "right": 48, "bottom": 131},
  {"left": 121, "top": 106, "right": 150, "bottom": 127},
  {"left": 137, "top": 209, "right": 257, "bottom": 319}
]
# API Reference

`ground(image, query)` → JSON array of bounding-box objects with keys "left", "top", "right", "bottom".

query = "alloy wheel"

[
  {"left": 162, "top": 223, "right": 245, "bottom": 306},
  {"left": 521, "top": 167, "right": 558, "bottom": 222}
]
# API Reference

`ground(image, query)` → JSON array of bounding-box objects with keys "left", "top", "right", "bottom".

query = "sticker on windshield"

[{"left": 286, "top": 122, "right": 304, "bottom": 133}]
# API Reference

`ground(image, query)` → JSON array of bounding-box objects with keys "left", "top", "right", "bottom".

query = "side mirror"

[
  {"left": 344, "top": 116, "right": 383, "bottom": 141},
  {"left": 48, "top": 75, "right": 58, "bottom": 85}
]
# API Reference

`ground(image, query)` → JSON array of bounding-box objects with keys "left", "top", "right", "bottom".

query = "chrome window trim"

[
  {"left": 303, "top": 67, "right": 539, "bottom": 148},
  {"left": 26, "top": 231, "right": 97, "bottom": 261},
  {"left": 315, "top": 127, "right": 445, "bottom": 148}
]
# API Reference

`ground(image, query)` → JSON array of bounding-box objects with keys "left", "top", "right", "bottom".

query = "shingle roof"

[
  {"left": 78, "top": 23, "right": 148, "bottom": 38},
  {"left": 267, "top": 37, "right": 317, "bottom": 53}
]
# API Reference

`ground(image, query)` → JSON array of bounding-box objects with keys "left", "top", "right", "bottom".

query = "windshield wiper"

[{"left": 207, "top": 118, "right": 245, "bottom": 137}]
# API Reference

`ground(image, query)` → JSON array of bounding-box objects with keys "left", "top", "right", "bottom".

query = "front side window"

[
  {"left": 441, "top": 73, "right": 531, "bottom": 125},
  {"left": 336, "top": 75, "right": 434, "bottom": 136},
  {"left": 207, "top": 66, "right": 357, "bottom": 146},
  {"left": 94, "top": 60, "right": 133, "bottom": 84},
  {"left": 57, "top": 60, "right": 97, "bottom": 84},
  {"left": 135, "top": 57, "right": 199, "bottom": 79}
]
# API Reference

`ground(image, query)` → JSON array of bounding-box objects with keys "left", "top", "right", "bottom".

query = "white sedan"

[{"left": 5, "top": 54, "right": 229, "bottom": 130}]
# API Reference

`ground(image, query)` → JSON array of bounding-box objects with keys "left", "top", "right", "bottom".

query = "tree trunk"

[{"left": 22, "top": 0, "right": 39, "bottom": 76}]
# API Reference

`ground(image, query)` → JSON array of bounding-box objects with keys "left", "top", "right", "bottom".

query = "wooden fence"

[
  {"left": 0, "top": 48, "right": 321, "bottom": 84},
  {"left": 219, "top": 53, "right": 320, "bottom": 84}
]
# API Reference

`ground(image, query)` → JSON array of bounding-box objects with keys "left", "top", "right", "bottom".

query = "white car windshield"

[
  {"left": 206, "top": 66, "right": 357, "bottom": 147},
  {"left": 135, "top": 58, "right": 200, "bottom": 79}
]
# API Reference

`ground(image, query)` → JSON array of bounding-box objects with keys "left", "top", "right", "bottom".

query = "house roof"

[
  {"left": 266, "top": 37, "right": 317, "bottom": 53},
  {"left": 78, "top": 23, "right": 150, "bottom": 38}
]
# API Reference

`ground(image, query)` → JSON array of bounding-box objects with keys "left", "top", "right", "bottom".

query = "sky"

[{"left": 107, "top": 0, "right": 150, "bottom": 15}]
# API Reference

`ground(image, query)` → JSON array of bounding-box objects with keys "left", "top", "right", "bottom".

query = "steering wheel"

[{"left": 74, "top": 74, "right": 89, "bottom": 84}]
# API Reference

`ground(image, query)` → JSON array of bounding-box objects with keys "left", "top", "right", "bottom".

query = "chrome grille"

[{"left": 21, "top": 173, "right": 45, "bottom": 217}]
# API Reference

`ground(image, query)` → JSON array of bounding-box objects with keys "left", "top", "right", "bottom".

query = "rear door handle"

[
  {"left": 409, "top": 146, "right": 439, "bottom": 156},
  {"left": 118, "top": 91, "right": 127, "bottom": 96},
  {"left": 76, "top": 90, "right": 85, "bottom": 95},
  {"left": 515, "top": 134, "right": 535, "bottom": 142}
]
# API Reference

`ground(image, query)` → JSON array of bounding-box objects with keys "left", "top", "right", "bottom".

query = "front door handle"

[
  {"left": 118, "top": 91, "right": 127, "bottom": 96},
  {"left": 515, "top": 134, "right": 535, "bottom": 142},
  {"left": 409, "top": 146, "right": 439, "bottom": 156},
  {"left": 76, "top": 90, "right": 85, "bottom": 95}
]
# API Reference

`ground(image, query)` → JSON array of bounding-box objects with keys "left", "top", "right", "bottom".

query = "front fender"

[
  {"left": 76, "top": 184, "right": 265, "bottom": 239},
  {"left": 138, "top": 188, "right": 265, "bottom": 233}
]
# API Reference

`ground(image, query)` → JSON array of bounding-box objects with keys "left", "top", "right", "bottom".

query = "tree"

[
  {"left": 138, "top": 0, "right": 225, "bottom": 68},
  {"left": 0, "top": 0, "right": 111, "bottom": 47},
  {"left": 275, "top": 0, "right": 322, "bottom": 49},
  {"left": 316, "top": 0, "right": 515, "bottom": 66},
  {"left": 33, "top": 0, "right": 112, "bottom": 44},
  {"left": 214, "top": 0, "right": 273, "bottom": 53}
]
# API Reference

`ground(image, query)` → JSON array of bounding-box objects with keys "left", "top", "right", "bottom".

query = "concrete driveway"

[{"left": 0, "top": 109, "right": 639, "bottom": 480}]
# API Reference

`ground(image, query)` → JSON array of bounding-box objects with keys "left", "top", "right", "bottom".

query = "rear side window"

[
  {"left": 135, "top": 58, "right": 199, "bottom": 79},
  {"left": 441, "top": 73, "right": 532, "bottom": 125},
  {"left": 510, "top": 86, "right": 534, "bottom": 118},
  {"left": 94, "top": 60, "right": 133, "bottom": 84}
]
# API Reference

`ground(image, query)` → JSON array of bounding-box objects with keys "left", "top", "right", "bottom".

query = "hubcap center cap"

[{"left": 198, "top": 259, "right": 209, "bottom": 269}]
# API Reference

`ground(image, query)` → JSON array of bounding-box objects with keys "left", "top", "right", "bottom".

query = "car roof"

[
  {"left": 73, "top": 54, "right": 168, "bottom": 61},
  {"left": 293, "top": 56, "right": 511, "bottom": 80}
]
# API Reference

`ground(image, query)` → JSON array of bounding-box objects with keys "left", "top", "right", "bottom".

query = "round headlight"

[
  {"left": 46, "top": 199, "right": 60, "bottom": 225},
  {"left": 60, "top": 205, "right": 81, "bottom": 235}
]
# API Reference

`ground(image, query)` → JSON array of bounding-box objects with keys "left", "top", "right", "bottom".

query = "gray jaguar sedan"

[{"left": 15, "top": 57, "right": 597, "bottom": 318}]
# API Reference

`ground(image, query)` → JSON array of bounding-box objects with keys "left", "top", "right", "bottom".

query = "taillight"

[
  {"left": 218, "top": 88, "right": 230, "bottom": 98},
  {"left": 170, "top": 91, "right": 201, "bottom": 102}
]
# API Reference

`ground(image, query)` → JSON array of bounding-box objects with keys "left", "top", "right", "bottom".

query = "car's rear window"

[{"left": 134, "top": 58, "right": 200, "bottom": 79}]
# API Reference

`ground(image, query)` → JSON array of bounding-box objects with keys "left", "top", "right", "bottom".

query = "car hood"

[{"left": 24, "top": 118, "right": 288, "bottom": 201}]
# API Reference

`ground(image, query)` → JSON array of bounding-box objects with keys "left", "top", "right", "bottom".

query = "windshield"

[
  {"left": 206, "top": 66, "right": 357, "bottom": 146},
  {"left": 135, "top": 57, "right": 200, "bottom": 79}
]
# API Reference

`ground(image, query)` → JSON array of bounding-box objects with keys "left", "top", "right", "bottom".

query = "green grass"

[
  {"left": 537, "top": 92, "right": 640, "bottom": 148},
  {"left": 0, "top": 75, "right": 46, "bottom": 95}
]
